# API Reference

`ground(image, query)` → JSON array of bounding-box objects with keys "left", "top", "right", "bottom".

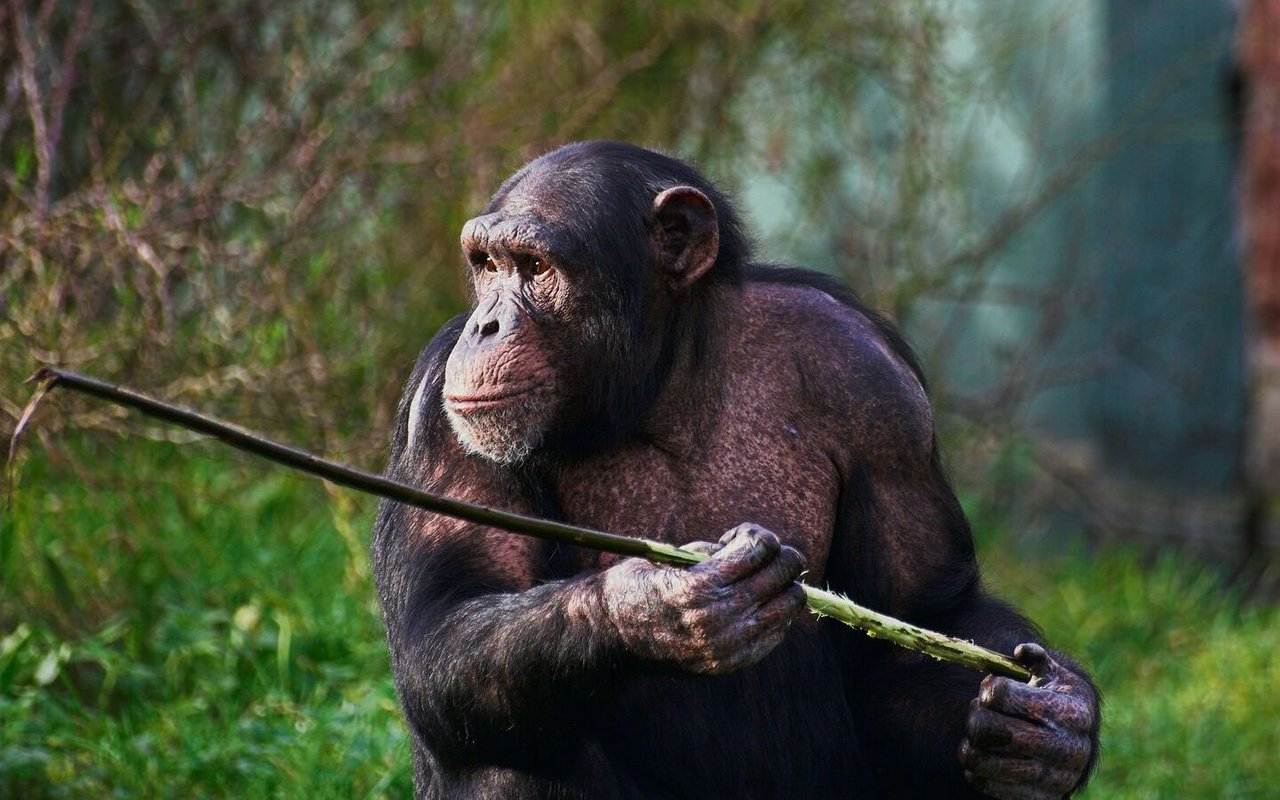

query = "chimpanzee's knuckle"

[
  {"left": 761, "top": 624, "right": 788, "bottom": 651},
  {"left": 1043, "top": 658, "right": 1066, "bottom": 681},
  {"left": 979, "top": 675, "right": 1009, "bottom": 708},
  {"left": 1050, "top": 667, "right": 1088, "bottom": 696},
  {"left": 604, "top": 558, "right": 641, "bottom": 585},
  {"left": 691, "top": 637, "right": 735, "bottom": 670},
  {"left": 695, "top": 607, "right": 733, "bottom": 640},
  {"left": 733, "top": 635, "right": 767, "bottom": 666},
  {"left": 615, "top": 565, "right": 665, "bottom": 602},
  {"left": 1044, "top": 764, "right": 1079, "bottom": 791},
  {"left": 701, "top": 657, "right": 731, "bottom": 675},
  {"left": 760, "top": 597, "right": 800, "bottom": 629},
  {"left": 722, "top": 522, "right": 758, "bottom": 543},
  {"left": 752, "top": 527, "right": 780, "bottom": 550},
  {"left": 662, "top": 568, "right": 699, "bottom": 598},
  {"left": 1041, "top": 688, "right": 1096, "bottom": 734},
  {"left": 690, "top": 554, "right": 741, "bottom": 587},
  {"left": 1041, "top": 672, "right": 1071, "bottom": 693},
  {"left": 968, "top": 708, "right": 1017, "bottom": 748},
  {"left": 681, "top": 653, "right": 713, "bottom": 674},
  {"left": 777, "top": 544, "right": 806, "bottom": 574},
  {"left": 1061, "top": 693, "right": 1092, "bottom": 724},
  {"left": 736, "top": 613, "right": 763, "bottom": 639},
  {"left": 968, "top": 779, "right": 1029, "bottom": 800},
  {"left": 734, "top": 635, "right": 774, "bottom": 668},
  {"left": 681, "top": 561, "right": 717, "bottom": 589}
]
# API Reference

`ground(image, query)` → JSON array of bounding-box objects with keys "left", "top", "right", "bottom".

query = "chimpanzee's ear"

[{"left": 651, "top": 186, "right": 720, "bottom": 290}]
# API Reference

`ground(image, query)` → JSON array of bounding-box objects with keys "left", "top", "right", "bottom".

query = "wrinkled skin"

[
  {"left": 373, "top": 141, "right": 1099, "bottom": 799},
  {"left": 960, "top": 644, "right": 1098, "bottom": 799},
  {"left": 603, "top": 524, "right": 808, "bottom": 674},
  {"left": 442, "top": 243, "right": 564, "bottom": 464}
]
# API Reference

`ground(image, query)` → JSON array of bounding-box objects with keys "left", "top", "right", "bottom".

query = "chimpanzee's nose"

[
  {"left": 467, "top": 293, "right": 501, "bottom": 341},
  {"left": 464, "top": 292, "right": 513, "bottom": 346}
]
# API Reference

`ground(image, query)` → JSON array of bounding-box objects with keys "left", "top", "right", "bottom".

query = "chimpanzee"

[{"left": 372, "top": 141, "right": 1099, "bottom": 799}]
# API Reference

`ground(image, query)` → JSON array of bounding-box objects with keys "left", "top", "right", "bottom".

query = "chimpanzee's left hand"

[{"left": 959, "top": 643, "right": 1098, "bottom": 800}]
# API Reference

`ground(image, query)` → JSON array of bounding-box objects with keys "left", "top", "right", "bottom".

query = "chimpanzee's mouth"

[{"left": 444, "top": 384, "right": 539, "bottom": 412}]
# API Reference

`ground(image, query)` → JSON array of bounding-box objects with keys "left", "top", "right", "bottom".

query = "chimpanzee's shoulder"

[{"left": 739, "top": 269, "right": 934, "bottom": 459}]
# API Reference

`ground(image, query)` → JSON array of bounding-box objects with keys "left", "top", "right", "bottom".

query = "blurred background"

[{"left": 2, "top": 1, "right": 1278, "bottom": 797}]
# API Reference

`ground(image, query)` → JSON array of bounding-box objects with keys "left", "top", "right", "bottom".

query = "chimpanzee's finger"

[
  {"left": 958, "top": 739, "right": 1079, "bottom": 790},
  {"left": 716, "top": 522, "right": 772, "bottom": 546},
  {"left": 721, "top": 588, "right": 798, "bottom": 670},
  {"left": 979, "top": 674, "right": 1095, "bottom": 732},
  {"left": 966, "top": 706, "right": 1089, "bottom": 769},
  {"left": 752, "top": 581, "right": 807, "bottom": 629},
  {"left": 734, "top": 543, "right": 806, "bottom": 598},
  {"left": 1012, "top": 642, "right": 1052, "bottom": 677},
  {"left": 690, "top": 523, "right": 780, "bottom": 584}
]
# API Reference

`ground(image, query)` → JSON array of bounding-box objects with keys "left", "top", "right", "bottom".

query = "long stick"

[{"left": 18, "top": 366, "right": 1031, "bottom": 681}]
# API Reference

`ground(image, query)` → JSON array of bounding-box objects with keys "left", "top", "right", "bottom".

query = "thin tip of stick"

[
  {"left": 25, "top": 366, "right": 60, "bottom": 385},
  {"left": 8, "top": 368, "right": 60, "bottom": 505}
]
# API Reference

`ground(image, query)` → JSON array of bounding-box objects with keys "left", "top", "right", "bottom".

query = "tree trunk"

[{"left": 1241, "top": 0, "right": 1280, "bottom": 557}]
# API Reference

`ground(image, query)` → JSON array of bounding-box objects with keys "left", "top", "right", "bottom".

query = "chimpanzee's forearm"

[
  {"left": 851, "top": 588, "right": 1100, "bottom": 797},
  {"left": 385, "top": 563, "right": 619, "bottom": 762},
  {"left": 850, "top": 592, "right": 1042, "bottom": 796}
]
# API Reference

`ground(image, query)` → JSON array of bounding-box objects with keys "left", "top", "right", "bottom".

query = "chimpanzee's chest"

[{"left": 550, "top": 414, "right": 841, "bottom": 583}]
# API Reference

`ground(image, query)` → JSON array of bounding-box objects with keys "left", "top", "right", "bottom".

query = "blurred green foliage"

[
  {"left": 2, "top": 440, "right": 408, "bottom": 797},
  {"left": 1, "top": 0, "right": 945, "bottom": 461}
]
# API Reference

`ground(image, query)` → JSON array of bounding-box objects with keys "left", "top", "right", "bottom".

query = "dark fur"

[{"left": 372, "top": 142, "right": 1099, "bottom": 798}]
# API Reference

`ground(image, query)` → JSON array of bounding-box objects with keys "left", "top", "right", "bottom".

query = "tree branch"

[{"left": 14, "top": 366, "right": 1032, "bottom": 681}]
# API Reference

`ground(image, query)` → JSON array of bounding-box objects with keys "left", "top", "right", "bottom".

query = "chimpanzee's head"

[{"left": 441, "top": 141, "right": 748, "bottom": 464}]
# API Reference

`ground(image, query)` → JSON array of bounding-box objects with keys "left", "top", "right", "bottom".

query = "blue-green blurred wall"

[
  {"left": 741, "top": 0, "right": 1245, "bottom": 505},
  {"left": 1091, "top": 0, "right": 1243, "bottom": 491}
]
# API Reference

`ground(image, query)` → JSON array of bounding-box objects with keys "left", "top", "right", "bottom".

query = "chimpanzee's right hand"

[{"left": 599, "top": 522, "right": 807, "bottom": 674}]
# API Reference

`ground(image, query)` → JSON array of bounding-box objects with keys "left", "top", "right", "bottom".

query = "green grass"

[
  {"left": 3, "top": 435, "right": 1278, "bottom": 797},
  {"left": 1, "top": 437, "right": 411, "bottom": 798},
  {"left": 979, "top": 534, "right": 1280, "bottom": 798}
]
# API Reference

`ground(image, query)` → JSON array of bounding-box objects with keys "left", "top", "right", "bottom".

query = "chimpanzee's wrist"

[{"left": 565, "top": 569, "right": 630, "bottom": 659}]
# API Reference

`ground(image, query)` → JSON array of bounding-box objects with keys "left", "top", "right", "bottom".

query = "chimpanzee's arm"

[
  {"left": 374, "top": 497, "right": 619, "bottom": 765},
  {"left": 809, "top": 302, "right": 1099, "bottom": 798},
  {"left": 371, "top": 325, "right": 620, "bottom": 764},
  {"left": 834, "top": 457, "right": 1100, "bottom": 798}
]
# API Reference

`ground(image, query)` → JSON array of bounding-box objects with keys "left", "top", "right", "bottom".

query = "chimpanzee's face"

[
  {"left": 441, "top": 147, "right": 721, "bottom": 465},
  {"left": 442, "top": 207, "right": 578, "bottom": 464}
]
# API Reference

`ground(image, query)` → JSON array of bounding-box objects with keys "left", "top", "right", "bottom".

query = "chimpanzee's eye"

[
  {"left": 531, "top": 257, "right": 549, "bottom": 276},
  {"left": 484, "top": 256, "right": 498, "bottom": 273}
]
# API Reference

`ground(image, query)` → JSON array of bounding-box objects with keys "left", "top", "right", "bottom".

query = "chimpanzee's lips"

[{"left": 444, "top": 385, "right": 538, "bottom": 412}]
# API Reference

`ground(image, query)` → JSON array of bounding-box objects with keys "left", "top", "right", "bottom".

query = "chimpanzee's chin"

[{"left": 446, "top": 403, "right": 549, "bottom": 465}]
